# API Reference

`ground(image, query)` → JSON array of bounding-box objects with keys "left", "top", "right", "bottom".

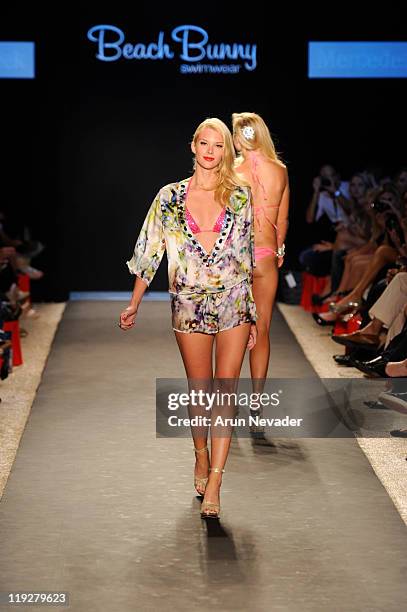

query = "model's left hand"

[{"left": 247, "top": 324, "right": 257, "bottom": 350}]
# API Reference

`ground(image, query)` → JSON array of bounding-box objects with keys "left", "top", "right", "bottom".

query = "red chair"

[
  {"left": 17, "top": 273, "right": 31, "bottom": 293},
  {"left": 3, "top": 320, "right": 23, "bottom": 366},
  {"left": 300, "top": 272, "right": 330, "bottom": 312},
  {"left": 17, "top": 273, "right": 31, "bottom": 310}
]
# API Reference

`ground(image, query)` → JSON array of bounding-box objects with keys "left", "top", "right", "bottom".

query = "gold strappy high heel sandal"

[
  {"left": 194, "top": 445, "right": 210, "bottom": 496},
  {"left": 200, "top": 467, "right": 225, "bottom": 519}
]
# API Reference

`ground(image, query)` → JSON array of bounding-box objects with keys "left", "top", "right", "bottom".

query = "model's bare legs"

[
  {"left": 174, "top": 331, "right": 214, "bottom": 494},
  {"left": 198, "top": 322, "right": 251, "bottom": 511},
  {"left": 249, "top": 255, "right": 279, "bottom": 384}
]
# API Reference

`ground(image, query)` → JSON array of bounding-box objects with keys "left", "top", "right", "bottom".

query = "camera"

[
  {"left": 371, "top": 199, "right": 391, "bottom": 213},
  {"left": 320, "top": 177, "right": 332, "bottom": 189}
]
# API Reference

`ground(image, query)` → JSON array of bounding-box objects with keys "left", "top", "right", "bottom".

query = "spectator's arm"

[
  {"left": 334, "top": 193, "right": 352, "bottom": 216},
  {"left": 305, "top": 192, "right": 319, "bottom": 224},
  {"left": 354, "top": 241, "right": 376, "bottom": 255}
]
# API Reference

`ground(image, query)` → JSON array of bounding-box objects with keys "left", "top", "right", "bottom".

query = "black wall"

[{"left": 1, "top": 6, "right": 406, "bottom": 300}]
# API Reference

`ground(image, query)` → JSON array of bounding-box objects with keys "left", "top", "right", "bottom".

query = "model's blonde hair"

[
  {"left": 192, "top": 117, "right": 247, "bottom": 205},
  {"left": 232, "top": 112, "right": 284, "bottom": 165}
]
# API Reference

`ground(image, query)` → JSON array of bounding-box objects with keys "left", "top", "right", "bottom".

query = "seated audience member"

[
  {"left": 313, "top": 173, "right": 376, "bottom": 304},
  {"left": 0, "top": 210, "right": 44, "bottom": 280},
  {"left": 332, "top": 271, "right": 407, "bottom": 351},
  {"left": 313, "top": 183, "right": 403, "bottom": 325}
]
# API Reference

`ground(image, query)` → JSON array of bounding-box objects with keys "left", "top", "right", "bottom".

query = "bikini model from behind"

[{"left": 232, "top": 112, "right": 290, "bottom": 393}]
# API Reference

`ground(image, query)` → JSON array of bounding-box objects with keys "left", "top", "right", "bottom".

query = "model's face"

[
  {"left": 192, "top": 127, "right": 224, "bottom": 169},
  {"left": 349, "top": 176, "right": 366, "bottom": 200}
]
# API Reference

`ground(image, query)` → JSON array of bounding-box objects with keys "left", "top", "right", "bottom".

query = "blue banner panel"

[
  {"left": 308, "top": 42, "right": 407, "bottom": 78},
  {"left": 0, "top": 42, "right": 35, "bottom": 78}
]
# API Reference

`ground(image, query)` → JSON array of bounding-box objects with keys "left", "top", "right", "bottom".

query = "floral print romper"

[{"left": 126, "top": 178, "right": 257, "bottom": 334}]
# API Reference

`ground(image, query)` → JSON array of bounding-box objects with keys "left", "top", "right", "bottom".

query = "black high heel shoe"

[
  {"left": 311, "top": 291, "right": 333, "bottom": 306},
  {"left": 312, "top": 290, "right": 350, "bottom": 306},
  {"left": 312, "top": 312, "right": 335, "bottom": 326}
]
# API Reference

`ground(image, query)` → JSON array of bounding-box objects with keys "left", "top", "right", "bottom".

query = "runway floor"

[{"left": 0, "top": 301, "right": 406, "bottom": 611}]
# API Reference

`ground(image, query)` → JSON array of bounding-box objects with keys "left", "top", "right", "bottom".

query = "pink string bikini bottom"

[{"left": 254, "top": 246, "right": 278, "bottom": 261}]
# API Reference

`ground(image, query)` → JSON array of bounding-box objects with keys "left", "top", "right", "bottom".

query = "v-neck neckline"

[
  {"left": 184, "top": 178, "right": 225, "bottom": 235},
  {"left": 184, "top": 204, "right": 226, "bottom": 235},
  {"left": 177, "top": 178, "right": 234, "bottom": 261}
]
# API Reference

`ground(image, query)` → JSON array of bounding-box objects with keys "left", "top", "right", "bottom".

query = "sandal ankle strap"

[
  {"left": 209, "top": 467, "right": 225, "bottom": 473},
  {"left": 194, "top": 445, "right": 208, "bottom": 453}
]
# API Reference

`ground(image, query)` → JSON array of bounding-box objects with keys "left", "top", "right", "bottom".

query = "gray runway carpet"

[{"left": 0, "top": 301, "right": 406, "bottom": 612}]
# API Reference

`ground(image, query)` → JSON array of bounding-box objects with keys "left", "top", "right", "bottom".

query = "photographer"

[
  {"left": 306, "top": 164, "right": 350, "bottom": 226},
  {"left": 300, "top": 165, "right": 350, "bottom": 278}
]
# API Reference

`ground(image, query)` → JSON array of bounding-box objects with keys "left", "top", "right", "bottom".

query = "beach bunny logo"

[{"left": 87, "top": 24, "right": 257, "bottom": 73}]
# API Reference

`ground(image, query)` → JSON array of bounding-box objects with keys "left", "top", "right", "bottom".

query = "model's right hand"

[{"left": 119, "top": 305, "right": 138, "bottom": 330}]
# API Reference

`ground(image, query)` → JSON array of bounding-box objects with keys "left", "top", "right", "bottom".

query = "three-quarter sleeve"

[{"left": 126, "top": 191, "right": 166, "bottom": 287}]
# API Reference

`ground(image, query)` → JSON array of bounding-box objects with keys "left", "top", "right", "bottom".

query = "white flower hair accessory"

[{"left": 241, "top": 126, "right": 255, "bottom": 140}]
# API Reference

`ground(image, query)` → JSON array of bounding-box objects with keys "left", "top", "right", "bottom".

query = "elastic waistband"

[{"left": 169, "top": 278, "right": 250, "bottom": 297}]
